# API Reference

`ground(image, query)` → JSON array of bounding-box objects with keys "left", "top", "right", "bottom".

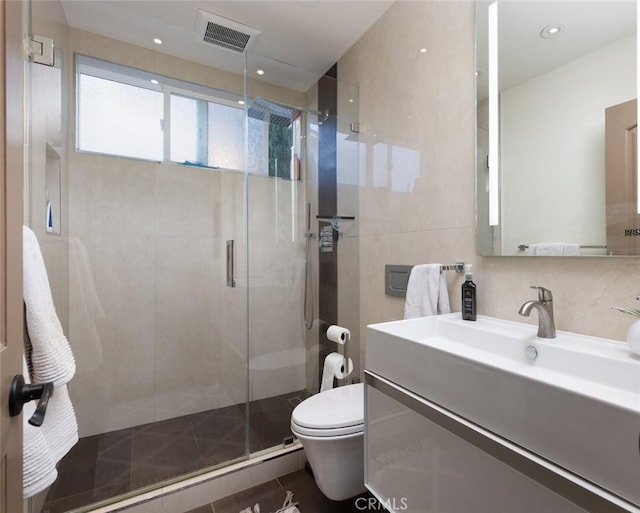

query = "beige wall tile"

[{"left": 339, "top": 0, "right": 640, "bottom": 368}]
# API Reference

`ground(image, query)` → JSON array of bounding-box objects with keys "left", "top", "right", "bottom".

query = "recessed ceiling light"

[
  {"left": 348, "top": 98, "right": 354, "bottom": 103},
  {"left": 153, "top": 38, "right": 162, "bottom": 45},
  {"left": 238, "top": 100, "right": 245, "bottom": 105},
  {"left": 540, "top": 23, "right": 566, "bottom": 39},
  {"left": 256, "top": 69, "right": 265, "bottom": 76},
  {"left": 150, "top": 79, "right": 159, "bottom": 85},
  {"left": 419, "top": 48, "right": 427, "bottom": 54}
]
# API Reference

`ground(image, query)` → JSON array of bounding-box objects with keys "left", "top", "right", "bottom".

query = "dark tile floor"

[
  {"left": 41, "top": 389, "right": 310, "bottom": 513},
  {"left": 187, "top": 468, "right": 381, "bottom": 513}
]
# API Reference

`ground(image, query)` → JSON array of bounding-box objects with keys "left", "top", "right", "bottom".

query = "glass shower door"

[{"left": 27, "top": 2, "right": 251, "bottom": 511}]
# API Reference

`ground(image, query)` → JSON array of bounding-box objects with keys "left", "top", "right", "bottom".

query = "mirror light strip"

[{"left": 488, "top": 1, "right": 499, "bottom": 226}]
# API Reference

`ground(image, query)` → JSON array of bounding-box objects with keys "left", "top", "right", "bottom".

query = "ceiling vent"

[{"left": 194, "top": 10, "right": 261, "bottom": 53}]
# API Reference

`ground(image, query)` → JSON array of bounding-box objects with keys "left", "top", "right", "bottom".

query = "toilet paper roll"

[
  {"left": 327, "top": 325, "right": 350, "bottom": 345},
  {"left": 320, "top": 352, "right": 354, "bottom": 392}
]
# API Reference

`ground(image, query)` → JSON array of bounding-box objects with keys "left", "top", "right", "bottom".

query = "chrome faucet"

[{"left": 518, "top": 286, "right": 556, "bottom": 339}]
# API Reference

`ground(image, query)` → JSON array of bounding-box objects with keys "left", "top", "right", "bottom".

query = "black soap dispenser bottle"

[{"left": 461, "top": 264, "right": 476, "bottom": 321}]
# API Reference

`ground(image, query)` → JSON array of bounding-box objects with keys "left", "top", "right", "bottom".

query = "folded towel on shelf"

[
  {"left": 404, "top": 264, "right": 451, "bottom": 319},
  {"left": 23, "top": 225, "right": 75, "bottom": 386}
]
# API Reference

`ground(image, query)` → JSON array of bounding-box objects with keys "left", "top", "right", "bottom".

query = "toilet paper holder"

[{"left": 326, "top": 325, "right": 352, "bottom": 387}]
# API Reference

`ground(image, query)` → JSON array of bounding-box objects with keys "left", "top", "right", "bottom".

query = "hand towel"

[
  {"left": 561, "top": 243, "right": 581, "bottom": 256},
  {"left": 404, "top": 264, "right": 451, "bottom": 319},
  {"left": 529, "top": 242, "right": 581, "bottom": 256},
  {"left": 529, "top": 243, "right": 563, "bottom": 256},
  {"left": 23, "top": 225, "right": 75, "bottom": 385}
]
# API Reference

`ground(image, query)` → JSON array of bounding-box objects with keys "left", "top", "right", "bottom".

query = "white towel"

[
  {"left": 22, "top": 358, "right": 57, "bottom": 498},
  {"left": 561, "top": 243, "right": 581, "bottom": 256},
  {"left": 529, "top": 242, "right": 581, "bottom": 256},
  {"left": 23, "top": 405, "right": 58, "bottom": 498},
  {"left": 23, "top": 225, "right": 76, "bottom": 385},
  {"left": 41, "top": 384, "right": 79, "bottom": 463},
  {"left": 22, "top": 225, "right": 79, "bottom": 498},
  {"left": 404, "top": 264, "right": 451, "bottom": 319}
]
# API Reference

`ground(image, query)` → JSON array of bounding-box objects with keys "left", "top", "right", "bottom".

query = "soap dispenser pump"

[{"left": 461, "top": 264, "right": 476, "bottom": 321}]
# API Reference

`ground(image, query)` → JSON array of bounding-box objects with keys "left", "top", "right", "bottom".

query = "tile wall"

[{"left": 338, "top": 0, "right": 640, "bottom": 369}]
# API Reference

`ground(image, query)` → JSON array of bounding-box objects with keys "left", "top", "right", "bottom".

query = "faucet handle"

[{"left": 530, "top": 286, "right": 553, "bottom": 301}]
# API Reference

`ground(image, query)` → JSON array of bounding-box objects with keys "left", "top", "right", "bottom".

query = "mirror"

[{"left": 476, "top": 0, "right": 638, "bottom": 256}]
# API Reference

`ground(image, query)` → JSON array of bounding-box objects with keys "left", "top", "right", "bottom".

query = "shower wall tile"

[
  {"left": 154, "top": 165, "right": 213, "bottom": 238},
  {"left": 247, "top": 175, "right": 306, "bottom": 400},
  {"left": 69, "top": 152, "right": 156, "bottom": 237},
  {"left": 68, "top": 234, "right": 156, "bottom": 436},
  {"left": 337, "top": 0, "right": 477, "bottom": 363},
  {"left": 61, "top": 28, "right": 309, "bottom": 436},
  {"left": 337, "top": 234, "right": 361, "bottom": 377},
  {"left": 69, "top": 29, "right": 157, "bottom": 77},
  {"left": 153, "top": 235, "right": 232, "bottom": 419}
]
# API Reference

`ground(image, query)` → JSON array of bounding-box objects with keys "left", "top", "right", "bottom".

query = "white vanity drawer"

[{"left": 364, "top": 371, "right": 636, "bottom": 513}]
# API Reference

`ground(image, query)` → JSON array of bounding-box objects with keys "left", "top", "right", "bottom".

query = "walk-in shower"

[{"left": 26, "top": 1, "right": 360, "bottom": 511}]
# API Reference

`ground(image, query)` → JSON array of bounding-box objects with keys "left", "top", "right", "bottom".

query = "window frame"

[{"left": 74, "top": 54, "right": 300, "bottom": 180}]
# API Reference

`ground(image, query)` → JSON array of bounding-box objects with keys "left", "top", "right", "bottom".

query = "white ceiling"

[
  {"left": 57, "top": 0, "right": 394, "bottom": 92},
  {"left": 476, "top": 0, "right": 636, "bottom": 100}
]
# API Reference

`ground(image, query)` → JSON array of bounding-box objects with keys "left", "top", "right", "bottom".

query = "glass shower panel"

[
  {"left": 27, "top": 2, "right": 250, "bottom": 511},
  {"left": 335, "top": 79, "right": 361, "bottom": 379},
  {"left": 243, "top": 52, "right": 360, "bottom": 453},
  {"left": 244, "top": 52, "right": 313, "bottom": 452}
]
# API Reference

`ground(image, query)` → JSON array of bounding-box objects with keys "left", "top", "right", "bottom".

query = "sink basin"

[{"left": 367, "top": 313, "right": 640, "bottom": 507}]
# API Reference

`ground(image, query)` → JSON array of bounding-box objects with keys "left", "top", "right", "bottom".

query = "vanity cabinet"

[{"left": 364, "top": 371, "right": 628, "bottom": 513}]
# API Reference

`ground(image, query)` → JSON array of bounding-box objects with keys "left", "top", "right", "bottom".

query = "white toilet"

[{"left": 290, "top": 383, "right": 365, "bottom": 501}]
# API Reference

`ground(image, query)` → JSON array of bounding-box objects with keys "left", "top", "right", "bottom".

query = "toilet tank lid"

[{"left": 292, "top": 383, "right": 363, "bottom": 430}]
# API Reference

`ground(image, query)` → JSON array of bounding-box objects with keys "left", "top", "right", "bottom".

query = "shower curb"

[{"left": 83, "top": 443, "right": 305, "bottom": 513}]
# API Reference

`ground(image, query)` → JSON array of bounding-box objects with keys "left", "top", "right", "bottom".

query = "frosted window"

[
  {"left": 170, "top": 95, "right": 199, "bottom": 164},
  {"left": 77, "top": 74, "right": 163, "bottom": 161},
  {"left": 248, "top": 117, "right": 266, "bottom": 175},
  {"left": 207, "top": 102, "right": 244, "bottom": 170}
]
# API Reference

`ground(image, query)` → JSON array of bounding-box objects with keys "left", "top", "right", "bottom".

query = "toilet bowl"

[{"left": 290, "top": 383, "right": 365, "bottom": 501}]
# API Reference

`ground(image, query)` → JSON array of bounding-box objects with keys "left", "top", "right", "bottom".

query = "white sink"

[{"left": 367, "top": 313, "right": 640, "bottom": 507}]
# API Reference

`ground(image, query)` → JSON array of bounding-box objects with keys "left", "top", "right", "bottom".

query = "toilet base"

[{"left": 296, "top": 431, "right": 365, "bottom": 501}]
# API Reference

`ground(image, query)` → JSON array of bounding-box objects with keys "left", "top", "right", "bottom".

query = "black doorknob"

[{"left": 8, "top": 374, "right": 54, "bottom": 427}]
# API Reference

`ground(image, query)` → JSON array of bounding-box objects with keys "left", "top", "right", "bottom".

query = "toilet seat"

[{"left": 291, "top": 383, "right": 363, "bottom": 438}]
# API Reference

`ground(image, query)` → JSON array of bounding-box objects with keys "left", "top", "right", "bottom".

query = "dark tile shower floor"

[{"left": 41, "top": 389, "right": 311, "bottom": 513}]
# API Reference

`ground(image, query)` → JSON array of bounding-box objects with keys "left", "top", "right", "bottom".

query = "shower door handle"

[{"left": 226, "top": 240, "right": 236, "bottom": 288}]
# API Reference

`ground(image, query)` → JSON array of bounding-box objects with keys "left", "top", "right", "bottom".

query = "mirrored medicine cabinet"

[{"left": 476, "top": 0, "right": 639, "bottom": 256}]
